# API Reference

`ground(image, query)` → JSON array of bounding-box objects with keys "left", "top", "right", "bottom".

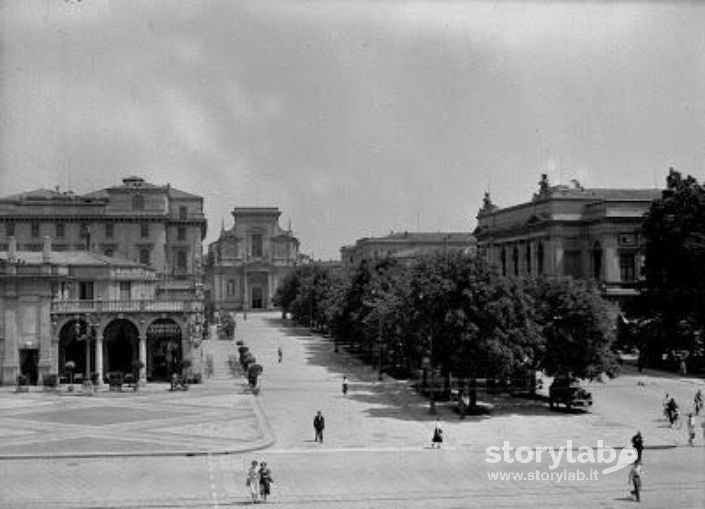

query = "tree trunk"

[{"left": 469, "top": 377, "right": 477, "bottom": 409}]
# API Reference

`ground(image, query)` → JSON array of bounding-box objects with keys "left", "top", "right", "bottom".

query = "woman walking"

[
  {"left": 259, "top": 461, "right": 274, "bottom": 502},
  {"left": 246, "top": 460, "right": 260, "bottom": 504}
]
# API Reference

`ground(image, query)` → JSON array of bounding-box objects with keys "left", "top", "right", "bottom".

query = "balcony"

[{"left": 51, "top": 299, "right": 203, "bottom": 314}]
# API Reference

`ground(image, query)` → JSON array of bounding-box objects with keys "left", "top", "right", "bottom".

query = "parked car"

[{"left": 549, "top": 377, "right": 593, "bottom": 410}]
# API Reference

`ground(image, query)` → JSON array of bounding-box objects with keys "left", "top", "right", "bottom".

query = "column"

[
  {"left": 96, "top": 335, "right": 104, "bottom": 386},
  {"left": 139, "top": 335, "right": 147, "bottom": 382}
]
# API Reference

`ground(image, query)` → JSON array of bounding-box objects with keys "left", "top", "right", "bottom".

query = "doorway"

[
  {"left": 251, "top": 286, "right": 263, "bottom": 309},
  {"left": 19, "top": 349, "right": 39, "bottom": 385}
]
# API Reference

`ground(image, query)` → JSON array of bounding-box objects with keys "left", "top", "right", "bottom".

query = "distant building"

[
  {"left": 473, "top": 175, "right": 661, "bottom": 298},
  {"left": 0, "top": 237, "right": 203, "bottom": 386},
  {"left": 206, "top": 207, "right": 300, "bottom": 313},
  {"left": 341, "top": 232, "right": 476, "bottom": 269}
]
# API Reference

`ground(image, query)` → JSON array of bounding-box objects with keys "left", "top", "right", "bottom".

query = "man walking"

[
  {"left": 313, "top": 410, "right": 325, "bottom": 443},
  {"left": 631, "top": 430, "right": 644, "bottom": 462}
]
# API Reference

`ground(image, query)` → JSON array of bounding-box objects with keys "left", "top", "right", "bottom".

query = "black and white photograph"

[{"left": 1, "top": 1, "right": 704, "bottom": 507}]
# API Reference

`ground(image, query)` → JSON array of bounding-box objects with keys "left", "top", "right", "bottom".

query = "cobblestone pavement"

[{"left": 0, "top": 312, "right": 703, "bottom": 508}]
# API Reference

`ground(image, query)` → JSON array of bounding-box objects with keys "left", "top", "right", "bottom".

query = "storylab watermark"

[{"left": 485, "top": 440, "right": 638, "bottom": 482}]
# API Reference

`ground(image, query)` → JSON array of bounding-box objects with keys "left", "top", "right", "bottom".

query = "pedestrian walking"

[
  {"left": 342, "top": 376, "right": 348, "bottom": 395},
  {"left": 246, "top": 460, "right": 260, "bottom": 504},
  {"left": 694, "top": 389, "right": 703, "bottom": 415},
  {"left": 277, "top": 346, "right": 283, "bottom": 363},
  {"left": 313, "top": 410, "right": 325, "bottom": 443},
  {"left": 628, "top": 459, "right": 643, "bottom": 502},
  {"left": 258, "top": 461, "right": 273, "bottom": 502},
  {"left": 686, "top": 413, "right": 696, "bottom": 446},
  {"left": 631, "top": 430, "right": 644, "bottom": 462},
  {"left": 431, "top": 420, "right": 443, "bottom": 448}
]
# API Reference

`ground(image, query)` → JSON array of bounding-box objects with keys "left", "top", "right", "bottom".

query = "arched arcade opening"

[
  {"left": 147, "top": 319, "right": 183, "bottom": 381},
  {"left": 58, "top": 319, "right": 95, "bottom": 383},
  {"left": 103, "top": 319, "right": 139, "bottom": 377}
]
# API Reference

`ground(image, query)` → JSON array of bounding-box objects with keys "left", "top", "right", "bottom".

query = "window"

[
  {"left": 31, "top": 222, "right": 40, "bottom": 238},
  {"left": 78, "top": 281, "right": 94, "bottom": 301},
  {"left": 227, "top": 280, "right": 235, "bottom": 296},
  {"left": 251, "top": 233, "right": 263, "bottom": 257},
  {"left": 104, "top": 248, "right": 114, "bottom": 257},
  {"left": 132, "top": 194, "right": 144, "bottom": 210},
  {"left": 179, "top": 206, "right": 188, "bottom": 220},
  {"left": 592, "top": 242, "right": 603, "bottom": 280},
  {"left": 512, "top": 246, "right": 519, "bottom": 276},
  {"left": 564, "top": 250, "right": 582, "bottom": 278},
  {"left": 139, "top": 248, "right": 150, "bottom": 265},
  {"left": 119, "top": 282, "right": 131, "bottom": 301},
  {"left": 105, "top": 223, "right": 114, "bottom": 239},
  {"left": 537, "top": 242, "right": 544, "bottom": 275},
  {"left": 177, "top": 250, "right": 187, "bottom": 271},
  {"left": 177, "top": 226, "right": 186, "bottom": 241},
  {"left": 619, "top": 253, "right": 636, "bottom": 282},
  {"left": 525, "top": 244, "right": 531, "bottom": 275},
  {"left": 140, "top": 223, "right": 149, "bottom": 238},
  {"left": 79, "top": 224, "right": 89, "bottom": 238},
  {"left": 6, "top": 223, "right": 14, "bottom": 237},
  {"left": 56, "top": 223, "right": 65, "bottom": 239}
]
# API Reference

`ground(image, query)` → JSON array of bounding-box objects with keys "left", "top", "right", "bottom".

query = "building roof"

[
  {"left": 358, "top": 232, "right": 475, "bottom": 244},
  {"left": 0, "top": 250, "right": 148, "bottom": 268},
  {"left": 82, "top": 177, "right": 202, "bottom": 200},
  {"left": 0, "top": 188, "right": 102, "bottom": 203},
  {"left": 545, "top": 186, "right": 662, "bottom": 202}
]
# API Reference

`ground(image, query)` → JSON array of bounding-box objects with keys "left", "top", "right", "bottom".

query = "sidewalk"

[{"left": 0, "top": 337, "right": 273, "bottom": 459}]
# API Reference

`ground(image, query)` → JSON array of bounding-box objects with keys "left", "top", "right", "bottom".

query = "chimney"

[
  {"left": 42, "top": 235, "right": 52, "bottom": 263},
  {"left": 8, "top": 236, "right": 17, "bottom": 260}
]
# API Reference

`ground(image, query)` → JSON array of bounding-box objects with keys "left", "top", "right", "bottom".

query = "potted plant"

[
  {"left": 130, "top": 359, "right": 145, "bottom": 391},
  {"left": 15, "top": 374, "right": 29, "bottom": 393},
  {"left": 65, "top": 360, "right": 76, "bottom": 392},
  {"left": 43, "top": 374, "right": 59, "bottom": 392}
]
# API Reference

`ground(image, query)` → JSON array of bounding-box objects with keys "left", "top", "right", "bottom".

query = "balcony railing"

[{"left": 51, "top": 299, "right": 203, "bottom": 314}]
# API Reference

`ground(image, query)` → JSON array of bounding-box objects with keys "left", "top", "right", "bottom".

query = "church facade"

[{"left": 206, "top": 207, "right": 300, "bottom": 313}]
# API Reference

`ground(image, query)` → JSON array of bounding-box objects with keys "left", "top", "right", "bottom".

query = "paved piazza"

[{"left": 0, "top": 312, "right": 703, "bottom": 508}]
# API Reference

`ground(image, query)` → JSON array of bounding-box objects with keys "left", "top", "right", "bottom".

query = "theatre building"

[
  {"left": 206, "top": 207, "right": 300, "bottom": 313},
  {"left": 474, "top": 175, "right": 661, "bottom": 299}
]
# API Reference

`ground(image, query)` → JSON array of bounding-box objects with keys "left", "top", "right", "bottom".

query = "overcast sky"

[{"left": 1, "top": 1, "right": 704, "bottom": 259}]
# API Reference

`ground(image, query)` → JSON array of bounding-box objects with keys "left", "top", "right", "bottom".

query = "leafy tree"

[
  {"left": 639, "top": 168, "right": 705, "bottom": 366},
  {"left": 529, "top": 277, "right": 618, "bottom": 380}
]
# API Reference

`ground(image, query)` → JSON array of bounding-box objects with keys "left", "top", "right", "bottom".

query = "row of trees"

[{"left": 274, "top": 251, "right": 619, "bottom": 409}]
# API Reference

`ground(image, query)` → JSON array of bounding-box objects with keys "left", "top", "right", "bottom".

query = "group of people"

[
  {"left": 246, "top": 460, "right": 273, "bottom": 504},
  {"left": 663, "top": 390, "right": 704, "bottom": 446}
]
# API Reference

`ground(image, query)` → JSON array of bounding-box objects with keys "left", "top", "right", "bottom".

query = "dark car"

[{"left": 549, "top": 377, "right": 593, "bottom": 410}]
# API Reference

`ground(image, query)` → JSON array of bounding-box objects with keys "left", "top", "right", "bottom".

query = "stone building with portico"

[
  {"left": 0, "top": 236, "right": 203, "bottom": 386},
  {"left": 473, "top": 175, "right": 661, "bottom": 299},
  {"left": 0, "top": 176, "right": 207, "bottom": 386}
]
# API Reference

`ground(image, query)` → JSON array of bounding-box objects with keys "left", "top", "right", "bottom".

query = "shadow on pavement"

[{"left": 271, "top": 319, "right": 596, "bottom": 424}]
